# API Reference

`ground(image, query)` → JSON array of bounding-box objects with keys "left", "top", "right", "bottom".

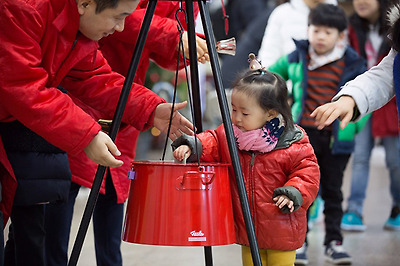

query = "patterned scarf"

[{"left": 232, "top": 114, "right": 285, "bottom": 153}]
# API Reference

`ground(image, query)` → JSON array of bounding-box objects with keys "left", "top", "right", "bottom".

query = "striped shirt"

[{"left": 300, "top": 57, "right": 345, "bottom": 128}]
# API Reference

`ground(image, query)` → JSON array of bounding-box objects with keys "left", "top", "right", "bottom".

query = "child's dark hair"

[
  {"left": 231, "top": 69, "right": 294, "bottom": 130},
  {"left": 308, "top": 3, "right": 347, "bottom": 32},
  {"left": 388, "top": 3, "right": 400, "bottom": 52},
  {"left": 94, "top": 0, "right": 136, "bottom": 13}
]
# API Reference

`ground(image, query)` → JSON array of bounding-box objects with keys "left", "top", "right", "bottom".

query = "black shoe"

[{"left": 325, "top": 240, "right": 352, "bottom": 265}]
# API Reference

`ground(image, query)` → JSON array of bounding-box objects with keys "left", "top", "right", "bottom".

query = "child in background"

[
  {"left": 172, "top": 66, "right": 320, "bottom": 266},
  {"left": 257, "top": 0, "right": 337, "bottom": 68},
  {"left": 268, "top": 3, "right": 367, "bottom": 265},
  {"left": 341, "top": 0, "right": 400, "bottom": 232},
  {"left": 312, "top": 2, "right": 400, "bottom": 231}
]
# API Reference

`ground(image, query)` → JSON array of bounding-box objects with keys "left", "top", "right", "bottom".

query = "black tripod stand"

[{"left": 68, "top": 1, "right": 262, "bottom": 265}]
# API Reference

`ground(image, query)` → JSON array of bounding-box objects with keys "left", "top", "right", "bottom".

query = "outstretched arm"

[{"left": 310, "top": 96, "right": 356, "bottom": 130}]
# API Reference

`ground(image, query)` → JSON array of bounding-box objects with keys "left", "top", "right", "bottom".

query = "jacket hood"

[{"left": 275, "top": 125, "right": 304, "bottom": 150}]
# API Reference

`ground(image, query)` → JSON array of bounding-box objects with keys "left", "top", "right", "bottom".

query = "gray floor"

[{"left": 4, "top": 145, "right": 400, "bottom": 265}]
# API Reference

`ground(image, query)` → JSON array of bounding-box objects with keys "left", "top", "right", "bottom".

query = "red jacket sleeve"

[{"left": 0, "top": 3, "right": 100, "bottom": 155}]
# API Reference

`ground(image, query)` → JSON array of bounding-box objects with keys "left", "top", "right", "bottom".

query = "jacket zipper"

[{"left": 249, "top": 152, "right": 256, "bottom": 224}]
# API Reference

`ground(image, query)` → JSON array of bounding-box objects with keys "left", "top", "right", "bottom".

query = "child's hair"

[
  {"left": 94, "top": 0, "right": 136, "bottom": 13},
  {"left": 388, "top": 3, "right": 400, "bottom": 52},
  {"left": 308, "top": 3, "right": 347, "bottom": 32},
  {"left": 231, "top": 69, "right": 295, "bottom": 130}
]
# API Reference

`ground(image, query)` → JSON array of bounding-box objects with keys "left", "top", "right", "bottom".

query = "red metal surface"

[{"left": 122, "top": 161, "right": 236, "bottom": 246}]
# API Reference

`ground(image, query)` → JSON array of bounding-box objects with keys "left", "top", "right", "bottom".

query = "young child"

[
  {"left": 341, "top": 0, "right": 400, "bottom": 232},
  {"left": 172, "top": 66, "right": 320, "bottom": 266},
  {"left": 312, "top": 3, "right": 400, "bottom": 229},
  {"left": 267, "top": 3, "right": 367, "bottom": 265},
  {"left": 0, "top": 0, "right": 193, "bottom": 265}
]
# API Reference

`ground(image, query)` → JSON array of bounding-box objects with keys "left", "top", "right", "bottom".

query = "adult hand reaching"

[
  {"left": 310, "top": 96, "right": 356, "bottom": 130},
  {"left": 180, "top": 31, "right": 210, "bottom": 64},
  {"left": 153, "top": 101, "right": 194, "bottom": 141},
  {"left": 84, "top": 131, "right": 124, "bottom": 168}
]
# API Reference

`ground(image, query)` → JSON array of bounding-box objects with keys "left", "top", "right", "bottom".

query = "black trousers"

[
  {"left": 4, "top": 204, "right": 46, "bottom": 266},
  {"left": 304, "top": 128, "right": 350, "bottom": 245}
]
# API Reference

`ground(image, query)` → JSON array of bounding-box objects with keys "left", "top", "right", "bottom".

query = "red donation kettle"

[{"left": 122, "top": 161, "right": 236, "bottom": 246}]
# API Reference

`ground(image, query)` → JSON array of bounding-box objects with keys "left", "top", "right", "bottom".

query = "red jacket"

[
  {"left": 197, "top": 125, "right": 319, "bottom": 250},
  {"left": 0, "top": 0, "right": 163, "bottom": 224},
  {"left": 68, "top": 1, "right": 199, "bottom": 203}
]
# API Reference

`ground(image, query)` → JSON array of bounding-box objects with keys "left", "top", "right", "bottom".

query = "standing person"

[
  {"left": 257, "top": 0, "right": 337, "bottom": 69},
  {"left": 44, "top": 1, "right": 208, "bottom": 266},
  {"left": 0, "top": 0, "right": 193, "bottom": 266},
  {"left": 268, "top": 3, "right": 367, "bottom": 265},
  {"left": 341, "top": 0, "right": 400, "bottom": 232},
  {"left": 172, "top": 67, "right": 320, "bottom": 266},
  {"left": 312, "top": 2, "right": 400, "bottom": 231}
]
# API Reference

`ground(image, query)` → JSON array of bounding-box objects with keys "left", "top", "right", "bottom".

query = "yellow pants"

[{"left": 241, "top": 246, "right": 296, "bottom": 266}]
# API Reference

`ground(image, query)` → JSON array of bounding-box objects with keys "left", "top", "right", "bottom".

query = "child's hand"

[
  {"left": 84, "top": 131, "right": 123, "bottom": 168},
  {"left": 273, "top": 195, "right": 294, "bottom": 213},
  {"left": 173, "top": 145, "right": 191, "bottom": 161}
]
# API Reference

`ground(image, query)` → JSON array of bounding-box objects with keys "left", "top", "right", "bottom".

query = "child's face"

[
  {"left": 308, "top": 25, "right": 345, "bottom": 55},
  {"left": 77, "top": 0, "right": 138, "bottom": 41},
  {"left": 353, "top": 0, "right": 380, "bottom": 24},
  {"left": 231, "top": 90, "right": 276, "bottom": 132}
]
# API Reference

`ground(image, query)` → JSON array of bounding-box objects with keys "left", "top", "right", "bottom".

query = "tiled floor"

[
  {"left": 69, "top": 145, "right": 400, "bottom": 266},
  {"left": 4, "top": 146, "right": 400, "bottom": 265}
]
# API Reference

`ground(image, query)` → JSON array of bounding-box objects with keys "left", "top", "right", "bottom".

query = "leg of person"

[
  {"left": 45, "top": 182, "right": 81, "bottom": 266},
  {"left": 0, "top": 209, "right": 4, "bottom": 266},
  {"left": 92, "top": 171, "right": 124, "bottom": 266},
  {"left": 267, "top": 249, "right": 296, "bottom": 266},
  {"left": 5, "top": 204, "right": 46, "bottom": 266},
  {"left": 4, "top": 224, "right": 16, "bottom": 266},
  {"left": 295, "top": 128, "right": 326, "bottom": 266},
  {"left": 382, "top": 136, "right": 400, "bottom": 231},
  {"left": 241, "top": 246, "right": 267, "bottom": 266},
  {"left": 342, "top": 119, "right": 373, "bottom": 231},
  {"left": 319, "top": 144, "right": 352, "bottom": 265}
]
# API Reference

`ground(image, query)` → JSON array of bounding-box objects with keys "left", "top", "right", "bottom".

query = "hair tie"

[{"left": 248, "top": 53, "right": 266, "bottom": 72}]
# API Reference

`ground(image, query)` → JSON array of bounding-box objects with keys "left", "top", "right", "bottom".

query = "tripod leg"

[
  {"left": 198, "top": 1, "right": 262, "bottom": 266},
  {"left": 185, "top": 0, "right": 203, "bottom": 133}
]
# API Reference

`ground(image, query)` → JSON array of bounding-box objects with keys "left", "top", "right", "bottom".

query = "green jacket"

[{"left": 269, "top": 39, "right": 368, "bottom": 154}]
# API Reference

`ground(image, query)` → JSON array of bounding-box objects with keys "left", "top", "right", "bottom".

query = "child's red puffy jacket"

[{"left": 197, "top": 125, "right": 320, "bottom": 250}]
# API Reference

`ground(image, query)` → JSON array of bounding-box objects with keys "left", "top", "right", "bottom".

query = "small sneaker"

[
  {"left": 384, "top": 206, "right": 400, "bottom": 231},
  {"left": 294, "top": 243, "right": 308, "bottom": 265},
  {"left": 341, "top": 212, "right": 366, "bottom": 231},
  {"left": 325, "top": 240, "right": 352, "bottom": 265}
]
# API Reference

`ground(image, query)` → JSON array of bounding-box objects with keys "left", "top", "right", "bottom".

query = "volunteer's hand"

[
  {"left": 153, "top": 101, "right": 194, "bottom": 141},
  {"left": 273, "top": 195, "right": 294, "bottom": 213},
  {"left": 84, "top": 131, "right": 123, "bottom": 168},
  {"left": 310, "top": 96, "right": 356, "bottom": 130},
  {"left": 173, "top": 145, "right": 191, "bottom": 161},
  {"left": 180, "top": 31, "right": 209, "bottom": 64}
]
